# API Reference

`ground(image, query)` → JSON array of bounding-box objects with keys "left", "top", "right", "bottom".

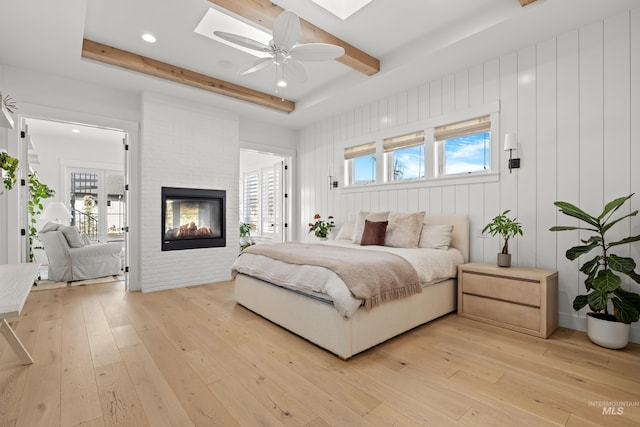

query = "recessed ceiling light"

[
  {"left": 71, "top": 129, "right": 80, "bottom": 133},
  {"left": 312, "top": 0, "right": 372, "bottom": 20},
  {"left": 141, "top": 33, "right": 157, "bottom": 43}
]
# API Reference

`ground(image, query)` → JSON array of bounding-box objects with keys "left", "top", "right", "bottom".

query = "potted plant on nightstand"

[
  {"left": 550, "top": 194, "right": 640, "bottom": 349},
  {"left": 482, "top": 210, "right": 523, "bottom": 267}
]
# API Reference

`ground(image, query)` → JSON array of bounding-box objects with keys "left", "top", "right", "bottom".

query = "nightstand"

[{"left": 457, "top": 263, "right": 558, "bottom": 338}]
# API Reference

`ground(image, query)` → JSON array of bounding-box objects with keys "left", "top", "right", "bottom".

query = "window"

[
  {"left": 383, "top": 131, "right": 425, "bottom": 181},
  {"left": 434, "top": 115, "right": 491, "bottom": 176},
  {"left": 241, "top": 172, "right": 259, "bottom": 233},
  {"left": 69, "top": 169, "right": 125, "bottom": 242},
  {"left": 344, "top": 142, "right": 376, "bottom": 185}
]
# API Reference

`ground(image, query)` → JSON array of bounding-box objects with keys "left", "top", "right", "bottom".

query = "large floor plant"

[{"left": 550, "top": 194, "right": 640, "bottom": 325}]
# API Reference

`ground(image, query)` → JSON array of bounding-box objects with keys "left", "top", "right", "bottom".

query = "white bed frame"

[{"left": 234, "top": 215, "right": 469, "bottom": 359}]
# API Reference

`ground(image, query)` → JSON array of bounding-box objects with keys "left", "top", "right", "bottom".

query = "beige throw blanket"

[{"left": 241, "top": 242, "right": 421, "bottom": 310}]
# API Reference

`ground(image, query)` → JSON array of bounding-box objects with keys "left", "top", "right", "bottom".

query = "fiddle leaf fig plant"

[
  {"left": 482, "top": 210, "right": 523, "bottom": 254},
  {"left": 550, "top": 194, "right": 640, "bottom": 324}
]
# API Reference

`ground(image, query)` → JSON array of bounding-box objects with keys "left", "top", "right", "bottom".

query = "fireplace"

[{"left": 161, "top": 187, "right": 226, "bottom": 251}]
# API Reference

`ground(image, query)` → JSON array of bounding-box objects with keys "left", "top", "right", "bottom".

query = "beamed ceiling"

[
  {"left": 80, "top": 0, "right": 536, "bottom": 113},
  {"left": 1, "top": 0, "right": 637, "bottom": 128}
]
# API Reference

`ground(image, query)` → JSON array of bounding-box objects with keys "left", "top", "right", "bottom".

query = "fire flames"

[{"left": 165, "top": 222, "right": 214, "bottom": 239}]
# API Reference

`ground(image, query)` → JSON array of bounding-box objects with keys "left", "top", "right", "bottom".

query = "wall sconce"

[
  {"left": 503, "top": 133, "right": 520, "bottom": 173},
  {"left": 328, "top": 175, "right": 338, "bottom": 190},
  {"left": 328, "top": 165, "right": 338, "bottom": 190}
]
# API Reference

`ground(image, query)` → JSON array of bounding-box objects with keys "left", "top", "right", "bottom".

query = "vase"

[
  {"left": 586, "top": 312, "right": 630, "bottom": 349},
  {"left": 497, "top": 253, "right": 511, "bottom": 267}
]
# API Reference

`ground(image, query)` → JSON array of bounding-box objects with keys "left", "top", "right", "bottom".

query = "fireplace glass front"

[{"left": 162, "top": 187, "right": 225, "bottom": 251}]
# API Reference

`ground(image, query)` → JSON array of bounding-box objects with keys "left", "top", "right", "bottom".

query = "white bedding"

[{"left": 231, "top": 240, "right": 464, "bottom": 318}]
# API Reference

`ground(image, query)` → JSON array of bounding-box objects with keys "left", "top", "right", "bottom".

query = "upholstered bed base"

[
  {"left": 234, "top": 214, "right": 468, "bottom": 359},
  {"left": 235, "top": 273, "right": 456, "bottom": 359}
]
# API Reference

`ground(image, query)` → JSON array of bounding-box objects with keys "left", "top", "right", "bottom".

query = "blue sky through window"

[
  {"left": 445, "top": 132, "right": 490, "bottom": 174},
  {"left": 353, "top": 155, "right": 376, "bottom": 184},
  {"left": 392, "top": 145, "right": 424, "bottom": 180}
]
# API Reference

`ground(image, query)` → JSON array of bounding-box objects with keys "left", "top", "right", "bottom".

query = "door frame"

[
  {"left": 239, "top": 143, "right": 295, "bottom": 243},
  {"left": 4, "top": 104, "right": 137, "bottom": 289}
]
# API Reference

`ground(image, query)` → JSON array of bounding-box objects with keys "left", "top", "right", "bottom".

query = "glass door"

[{"left": 69, "top": 168, "right": 124, "bottom": 243}]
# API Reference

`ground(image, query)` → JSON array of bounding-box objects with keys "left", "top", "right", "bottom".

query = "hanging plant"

[
  {"left": 0, "top": 151, "right": 19, "bottom": 193},
  {"left": 28, "top": 173, "right": 55, "bottom": 262}
]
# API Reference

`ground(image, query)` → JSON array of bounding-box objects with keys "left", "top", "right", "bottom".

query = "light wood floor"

[{"left": 1, "top": 281, "right": 639, "bottom": 427}]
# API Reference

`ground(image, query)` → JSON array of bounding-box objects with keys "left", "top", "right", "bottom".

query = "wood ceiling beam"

[
  {"left": 519, "top": 0, "right": 538, "bottom": 6},
  {"left": 81, "top": 39, "right": 294, "bottom": 113},
  {"left": 208, "top": 0, "right": 380, "bottom": 76}
]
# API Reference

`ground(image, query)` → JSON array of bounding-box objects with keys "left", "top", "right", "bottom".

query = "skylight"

[
  {"left": 194, "top": 8, "right": 272, "bottom": 58},
  {"left": 311, "top": 0, "right": 372, "bottom": 20}
]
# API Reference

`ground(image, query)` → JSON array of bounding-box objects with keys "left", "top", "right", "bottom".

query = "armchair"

[{"left": 38, "top": 223, "right": 122, "bottom": 282}]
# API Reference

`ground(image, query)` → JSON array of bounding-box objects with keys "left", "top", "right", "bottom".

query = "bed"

[{"left": 232, "top": 213, "right": 469, "bottom": 359}]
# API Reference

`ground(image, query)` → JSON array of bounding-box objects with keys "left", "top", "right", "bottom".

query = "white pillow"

[
  {"left": 335, "top": 222, "right": 356, "bottom": 240},
  {"left": 385, "top": 211, "right": 426, "bottom": 248},
  {"left": 419, "top": 224, "right": 454, "bottom": 249},
  {"left": 352, "top": 211, "right": 389, "bottom": 244},
  {"left": 59, "top": 225, "right": 85, "bottom": 248}
]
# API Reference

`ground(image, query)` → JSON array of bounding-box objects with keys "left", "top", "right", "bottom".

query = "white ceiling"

[{"left": 1, "top": 0, "right": 639, "bottom": 137}]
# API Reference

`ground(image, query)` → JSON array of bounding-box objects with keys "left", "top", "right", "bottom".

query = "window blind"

[
  {"left": 261, "top": 165, "right": 281, "bottom": 235},
  {"left": 344, "top": 142, "right": 376, "bottom": 160},
  {"left": 434, "top": 115, "right": 491, "bottom": 141},
  {"left": 383, "top": 131, "right": 425, "bottom": 152},
  {"left": 242, "top": 172, "right": 259, "bottom": 229}
]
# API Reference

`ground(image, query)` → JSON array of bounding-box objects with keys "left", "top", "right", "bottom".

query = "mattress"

[{"left": 231, "top": 240, "right": 464, "bottom": 318}]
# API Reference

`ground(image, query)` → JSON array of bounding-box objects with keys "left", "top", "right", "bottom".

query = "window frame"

[
  {"left": 341, "top": 103, "right": 499, "bottom": 189},
  {"left": 382, "top": 131, "right": 426, "bottom": 182},
  {"left": 432, "top": 114, "right": 494, "bottom": 178},
  {"left": 344, "top": 141, "right": 377, "bottom": 186}
]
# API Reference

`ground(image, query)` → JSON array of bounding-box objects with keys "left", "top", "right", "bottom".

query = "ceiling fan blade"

[
  {"left": 238, "top": 57, "right": 273, "bottom": 75},
  {"left": 273, "top": 10, "right": 300, "bottom": 51},
  {"left": 290, "top": 43, "right": 345, "bottom": 62},
  {"left": 284, "top": 60, "right": 307, "bottom": 83},
  {"left": 213, "top": 31, "right": 269, "bottom": 53}
]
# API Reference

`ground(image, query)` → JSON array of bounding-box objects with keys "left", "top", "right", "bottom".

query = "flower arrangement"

[{"left": 308, "top": 214, "right": 335, "bottom": 238}]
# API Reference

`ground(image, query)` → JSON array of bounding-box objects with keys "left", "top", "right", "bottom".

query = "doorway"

[
  {"left": 239, "top": 149, "right": 290, "bottom": 244},
  {"left": 22, "top": 117, "right": 128, "bottom": 287}
]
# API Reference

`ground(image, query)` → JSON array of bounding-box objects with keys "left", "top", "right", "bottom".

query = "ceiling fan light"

[{"left": 276, "top": 64, "right": 287, "bottom": 87}]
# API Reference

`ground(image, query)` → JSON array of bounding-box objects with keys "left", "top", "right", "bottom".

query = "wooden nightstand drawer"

[
  {"left": 462, "top": 294, "right": 540, "bottom": 331},
  {"left": 457, "top": 263, "right": 558, "bottom": 338},
  {"left": 462, "top": 271, "right": 541, "bottom": 307}
]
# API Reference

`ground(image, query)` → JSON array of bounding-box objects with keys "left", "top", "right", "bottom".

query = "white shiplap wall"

[{"left": 297, "top": 9, "right": 640, "bottom": 342}]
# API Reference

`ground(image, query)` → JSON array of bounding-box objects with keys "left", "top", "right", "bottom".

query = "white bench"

[{"left": 0, "top": 263, "right": 40, "bottom": 364}]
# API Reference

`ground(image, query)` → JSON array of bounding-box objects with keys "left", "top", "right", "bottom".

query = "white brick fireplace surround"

[{"left": 134, "top": 93, "right": 239, "bottom": 292}]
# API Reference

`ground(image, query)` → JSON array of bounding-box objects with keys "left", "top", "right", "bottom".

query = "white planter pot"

[{"left": 586, "top": 312, "right": 630, "bottom": 349}]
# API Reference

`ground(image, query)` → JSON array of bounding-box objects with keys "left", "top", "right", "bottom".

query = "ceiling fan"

[{"left": 214, "top": 10, "right": 345, "bottom": 88}]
